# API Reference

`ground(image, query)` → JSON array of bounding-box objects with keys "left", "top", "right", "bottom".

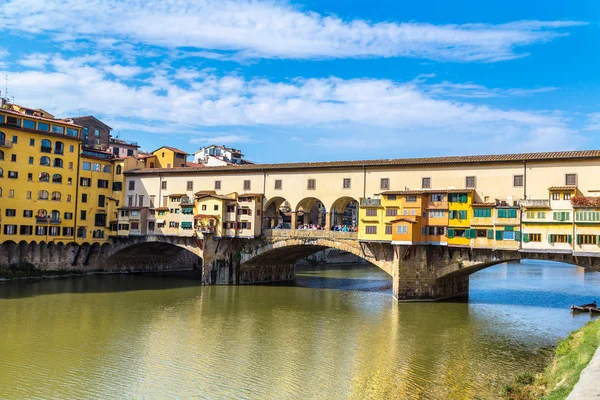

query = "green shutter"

[
  {"left": 508, "top": 209, "right": 517, "bottom": 218},
  {"left": 487, "top": 229, "right": 493, "bottom": 239},
  {"left": 504, "top": 226, "right": 514, "bottom": 231},
  {"left": 523, "top": 233, "right": 530, "bottom": 243},
  {"left": 597, "top": 235, "right": 600, "bottom": 245},
  {"left": 553, "top": 212, "right": 559, "bottom": 221},
  {"left": 447, "top": 228, "right": 455, "bottom": 238},
  {"left": 577, "top": 235, "right": 582, "bottom": 245},
  {"left": 496, "top": 230, "right": 503, "bottom": 241},
  {"left": 548, "top": 234, "right": 553, "bottom": 244},
  {"left": 459, "top": 210, "right": 467, "bottom": 220},
  {"left": 486, "top": 208, "right": 492, "bottom": 218},
  {"left": 449, "top": 210, "right": 456, "bottom": 219},
  {"left": 459, "top": 194, "right": 467, "bottom": 203},
  {"left": 567, "top": 234, "right": 572, "bottom": 244},
  {"left": 465, "top": 229, "right": 471, "bottom": 239},
  {"left": 515, "top": 231, "right": 521, "bottom": 241},
  {"left": 471, "top": 229, "right": 476, "bottom": 238},
  {"left": 498, "top": 209, "right": 507, "bottom": 218}
]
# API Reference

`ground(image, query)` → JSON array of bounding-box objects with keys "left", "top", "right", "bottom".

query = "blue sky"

[{"left": 0, "top": 0, "right": 598, "bottom": 163}]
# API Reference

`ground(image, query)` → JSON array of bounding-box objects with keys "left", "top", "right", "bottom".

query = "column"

[
  {"left": 325, "top": 212, "right": 331, "bottom": 231},
  {"left": 290, "top": 211, "right": 297, "bottom": 233}
]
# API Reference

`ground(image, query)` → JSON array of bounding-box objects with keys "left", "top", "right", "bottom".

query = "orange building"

[{"left": 390, "top": 216, "right": 423, "bottom": 244}]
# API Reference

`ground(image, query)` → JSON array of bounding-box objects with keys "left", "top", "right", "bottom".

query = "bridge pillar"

[
  {"left": 291, "top": 212, "right": 297, "bottom": 232},
  {"left": 325, "top": 212, "right": 331, "bottom": 231},
  {"left": 393, "top": 245, "right": 469, "bottom": 301}
]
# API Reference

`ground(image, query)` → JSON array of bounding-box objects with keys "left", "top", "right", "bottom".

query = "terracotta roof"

[
  {"left": 238, "top": 193, "right": 263, "bottom": 198},
  {"left": 153, "top": 146, "right": 189, "bottom": 155},
  {"left": 195, "top": 193, "right": 232, "bottom": 201},
  {"left": 426, "top": 205, "right": 449, "bottom": 210},
  {"left": 380, "top": 189, "right": 474, "bottom": 195},
  {"left": 154, "top": 207, "right": 169, "bottom": 211},
  {"left": 186, "top": 162, "right": 204, "bottom": 167},
  {"left": 194, "top": 190, "right": 217, "bottom": 196},
  {"left": 168, "top": 193, "right": 187, "bottom": 197},
  {"left": 548, "top": 185, "right": 577, "bottom": 191},
  {"left": 126, "top": 150, "right": 600, "bottom": 175},
  {"left": 471, "top": 202, "right": 497, "bottom": 207},
  {"left": 389, "top": 217, "right": 418, "bottom": 224}
]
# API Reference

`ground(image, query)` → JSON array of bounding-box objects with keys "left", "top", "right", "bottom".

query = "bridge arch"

[
  {"left": 329, "top": 196, "right": 359, "bottom": 230},
  {"left": 295, "top": 197, "right": 327, "bottom": 228},
  {"left": 263, "top": 196, "right": 292, "bottom": 229}
]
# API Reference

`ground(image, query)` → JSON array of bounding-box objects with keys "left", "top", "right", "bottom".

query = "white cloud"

[
  {"left": 103, "top": 64, "right": 144, "bottom": 78},
  {"left": 18, "top": 53, "right": 50, "bottom": 69},
  {"left": 0, "top": 0, "right": 585, "bottom": 62},
  {"left": 584, "top": 113, "right": 600, "bottom": 131},
  {"left": 0, "top": 54, "right": 580, "bottom": 156},
  {"left": 418, "top": 79, "right": 557, "bottom": 98}
]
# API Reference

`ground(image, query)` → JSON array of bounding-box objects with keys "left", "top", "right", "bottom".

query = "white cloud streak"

[{"left": 0, "top": 0, "right": 585, "bottom": 62}]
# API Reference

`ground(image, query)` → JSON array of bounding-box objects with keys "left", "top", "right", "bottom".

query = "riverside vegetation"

[
  {"left": 0, "top": 262, "right": 76, "bottom": 280},
  {"left": 502, "top": 317, "right": 600, "bottom": 400}
]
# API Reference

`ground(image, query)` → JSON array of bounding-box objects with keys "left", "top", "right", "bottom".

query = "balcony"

[
  {"left": 519, "top": 199, "right": 550, "bottom": 208},
  {"left": 49, "top": 218, "right": 61, "bottom": 224},
  {"left": 360, "top": 198, "right": 381, "bottom": 207},
  {"left": 40, "top": 146, "right": 52, "bottom": 153},
  {"left": 0, "top": 140, "right": 13, "bottom": 148},
  {"left": 428, "top": 201, "right": 449, "bottom": 209},
  {"left": 36, "top": 216, "right": 49, "bottom": 223}
]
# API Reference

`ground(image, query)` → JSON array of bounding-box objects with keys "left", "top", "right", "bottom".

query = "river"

[{"left": 1, "top": 261, "right": 599, "bottom": 399}]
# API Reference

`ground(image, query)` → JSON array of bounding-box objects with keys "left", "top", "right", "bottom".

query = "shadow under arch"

[
  {"left": 296, "top": 197, "right": 326, "bottom": 227},
  {"left": 107, "top": 241, "right": 202, "bottom": 270}
]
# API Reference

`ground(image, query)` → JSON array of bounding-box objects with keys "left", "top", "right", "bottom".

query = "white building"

[{"left": 193, "top": 144, "right": 250, "bottom": 166}]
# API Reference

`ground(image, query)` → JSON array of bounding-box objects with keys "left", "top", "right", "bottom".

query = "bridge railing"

[{"left": 262, "top": 229, "right": 358, "bottom": 240}]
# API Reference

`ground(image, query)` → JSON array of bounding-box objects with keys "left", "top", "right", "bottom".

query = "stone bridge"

[{"left": 4, "top": 231, "right": 600, "bottom": 301}]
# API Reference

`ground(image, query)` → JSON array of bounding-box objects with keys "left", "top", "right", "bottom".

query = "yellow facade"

[
  {"left": 150, "top": 146, "right": 188, "bottom": 168},
  {"left": 447, "top": 191, "right": 473, "bottom": 246},
  {"left": 0, "top": 107, "right": 82, "bottom": 244}
]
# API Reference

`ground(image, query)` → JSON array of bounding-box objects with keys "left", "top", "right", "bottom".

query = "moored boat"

[{"left": 571, "top": 301, "right": 597, "bottom": 312}]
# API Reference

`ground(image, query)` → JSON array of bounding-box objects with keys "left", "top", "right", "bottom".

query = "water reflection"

[{"left": 0, "top": 261, "right": 598, "bottom": 399}]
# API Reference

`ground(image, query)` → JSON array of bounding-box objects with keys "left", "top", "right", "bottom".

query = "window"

[
  {"left": 95, "top": 213, "right": 107, "bottom": 227},
  {"left": 553, "top": 211, "right": 570, "bottom": 221},
  {"left": 577, "top": 235, "right": 597, "bottom": 245},
  {"left": 387, "top": 195, "right": 397, "bottom": 201},
  {"left": 77, "top": 227, "right": 86, "bottom": 238},
  {"left": 513, "top": 175, "right": 524, "bottom": 187},
  {"left": 27, "top": 156, "right": 33, "bottom": 165},
  {"left": 476, "top": 229, "right": 487, "bottom": 238},
  {"left": 52, "top": 125, "right": 64, "bottom": 134},
  {"left": 5, "top": 209, "right": 16, "bottom": 217},
  {"left": 53, "top": 158, "right": 63, "bottom": 168},
  {"left": 366, "top": 209, "right": 377, "bottom": 217},
  {"left": 63, "top": 227, "right": 74, "bottom": 236},
  {"left": 8, "top": 171, "right": 17, "bottom": 179},
  {"left": 20, "top": 225, "right": 33, "bottom": 235},
  {"left": 80, "top": 210, "right": 87, "bottom": 220},
  {"left": 473, "top": 208, "right": 492, "bottom": 218},
  {"left": 549, "top": 234, "right": 570, "bottom": 244},
  {"left": 213, "top": 204, "right": 219, "bottom": 211},
  {"left": 552, "top": 193, "right": 560, "bottom": 200},
  {"left": 0, "top": 167, "right": 3, "bottom": 177},
  {"left": 380, "top": 178, "right": 389, "bottom": 190},
  {"left": 138, "top": 195, "right": 144, "bottom": 207},
  {"left": 466, "top": 176, "right": 476, "bottom": 188},
  {"left": 23, "top": 119, "right": 36, "bottom": 129},
  {"left": 64, "top": 212, "right": 73, "bottom": 220},
  {"left": 448, "top": 193, "right": 468, "bottom": 203},
  {"left": 428, "top": 226, "right": 445, "bottom": 236},
  {"left": 92, "top": 163, "right": 101, "bottom": 172},
  {"left": 527, "top": 233, "right": 542, "bottom": 242},
  {"left": 40, "top": 156, "right": 51, "bottom": 166},
  {"left": 66, "top": 128, "right": 78, "bottom": 137},
  {"left": 459, "top": 210, "right": 467, "bottom": 220},
  {"left": 565, "top": 174, "right": 577, "bottom": 186},
  {"left": 503, "top": 231, "right": 515, "bottom": 240},
  {"left": 576, "top": 211, "right": 600, "bottom": 222},
  {"left": 12, "top": 135, "right": 17, "bottom": 143},
  {"left": 52, "top": 174, "right": 62, "bottom": 183},
  {"left": 537, "top": 211, "right": 546, "bottom": 219},
  {"left": 8, "top": 189, "right": 13, "bottom": 198},
  {"left": 429, "top": 210, "right": 444, "bottom": 218},
  {"left": 10, "top": 154, "right": 16, "bottom": 162},
  {"left": 80, "top": 177, "right": 91, "bottom": 187},
  {"left": 116, "top": 165, "right": 122, "bottom": 175},
  {"left": 23, "top": 210, "right": 33, "bottom": 218},
  {"left": 275, "top": 179, "right": 282, "bottom": 190},
  {"left": 161, "top": 181, "right": 167, "bottom": 190},
  {"left": 431, "top": 193, "right": 444, "bottom": 202},
  {"left": 38, "top": 190, "right": 49, "bottom": 200},
  {"left": 244, "top": 180, "right": 251, "bottom": 190},
  {"left": 307, "top": 179, "right": 315, "bottom": 190},
  {"left": 36, "top": 226, "right": 48, "bottom": 236},
  {"left": 38, "top": 122, "right": 50, "bottom": 131},
  {"left": 395, "top": 225, "right": 408, "bottom": 234},
  {"left": 129, "top": 181, "right": 135, "bottom": 190},
  {"left": 51, "top": 191, "right": 61, "bottom": 201},
  {"left": 422, "top": 177, "right": 431, "bottom": 189},
  {"left": 82, "top": 162, "right": 91, "bottom": 170},
  {"left": 343, "top": 178, "right": 351, "bottom": 189},
  {"left": 97, "top": 179, "right": 109, "bottom": 189},
  {"left": 365, "top": 226, "right": 377, "bottom": 234},
  {"left": 102, "top": 165, "right": 111, "bottom": 173},
  {"left": 386, "top": 209, "right": 397, "bottom": 217},
  {"left": 41, "top": 139, "right": 52, "bottom": 153},
  {"left": 80, "top": 193, "right": 88, "bottom": 204},
  {"left": 94, "top": 128, "right": 100, "bottom": 137},
  {"left": 128, "top": 196, "right": 133, "bottom": 207},
  {"left": 564, "top": 193, "right": 571, "bottom": 200},
  {"left": 98, "top": 195, "right": 106, "bottom": 207},
  {"left": 112, "top": 182, "right": 122, "bottom": 191},
  {"left": 54, "top": 141, "right": 64, "bottom": 155},
  {"left": 6, "top": 116, "right": 20, "bottom": 126},
  {"left": 187, "top": 181, "right": 193, "bottom": 191},
  {"left": 40, "top": 172, "right": 52, "bottom": 182},
  {"left": 3, "top": 225, "right": 17, "bottom": 235},
  {"left": 406, "top": 196, "right": 417, "bottom": 203},
  {"left": 497, "top": 209, "right": 518, "bottom": 218},
  {"left": 215, "top": 180, "right": 221, "bottom": 190},
  {"left": 69, "top": 145, "right": 75, "bottom": 153}
]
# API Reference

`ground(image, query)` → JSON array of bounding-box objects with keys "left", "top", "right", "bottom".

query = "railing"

[
  {"left": 519, "top": 199, "right": 550, "bottom": 208},
  {"left": 263, "top": 229, "right": 358, "bottom": 240},
  {"left": 0, "top": 140, "right": 12, "bottom": 148},
  {"left": 360, "top": 198, "right": 381, "bottom": 207},
  {"left": 40, "top": 146, "right": 52, "bottom": 153},
  {"left": 36, "top": 216, "right": 49, "bottom": 223},
  {"left": 49, "top": 218, "right": 61, "bottom": 224}
]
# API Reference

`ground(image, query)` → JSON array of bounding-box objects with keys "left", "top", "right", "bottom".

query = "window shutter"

[
  {"left": 553, "top": 212, "right": 558, "bottom": 221},
  {"left": 577, "top": 235, "right": 582, "bottom": 245},
  {"left": 459, "top": 210, "right": 467, "bottom": 220},
  {"left": 248, "top": 209, "right": 252, "bottom": 216},
  {"left": 447, "top": 228, "right": 455, "bottom": 238},
  {"left": 495, "top": 230, "right": 503, "bottom": 241},
  {"left": 465, "top": 229, "right": 471, "bottom": 239},
  {"left": 504, "top": 226, "right": 514, "bottom": 231},
  {"left": 523, "top": 233, "right": 530, "bottom": 243},
  {"left": 247, "top": 222, "right": 252, "bottom": 229},
  {"left": 487, "top": 229, "right": 493, "bottom": 239},
  {"left": 515, "top": 231, "right": 521, "bottom": 241},
  {"left": 498, "top": 209, "right": 506, "bottom": 218},
  {"left": 470, "top": 229, "right": 476, "bottom": 238},
  {"left": 548, "top": 234, "right": 553, "bottom": 244},
  {"left": 567, "top": 234, "right": 572, "bottom": 244},
  {"left": 596, "top": 235, "right": 600, "bottom": 246}
]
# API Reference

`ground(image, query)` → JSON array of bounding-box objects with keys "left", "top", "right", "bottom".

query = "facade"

[
  {"left": 71, "top": 116, "right": 112, "bottom": 150},
  {"left": 109, "top": 138, "right": 140, "bottom": 158},
  {"left": 146, "top": 146, "right": 188, "bottom": 169},
  {"left": 193, "top": 144, "right": 246, "bottom": 166}
]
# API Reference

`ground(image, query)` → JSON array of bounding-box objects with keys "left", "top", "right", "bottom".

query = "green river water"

[{"left": 1, "top": 261, "right": 599, "bottom": 399}]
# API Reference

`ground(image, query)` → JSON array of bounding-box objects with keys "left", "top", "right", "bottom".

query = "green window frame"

[
  {"left": 487, "top": 229, "right": 494, "bottom": 239},
  {"left": 447, "top": 228, "right": 455, "bottom": 238},
  {"left": 459, "top": 210, "right": 467, "bottom": 220},
  {"left": 474, "top": 208, "right": 492, "bottom": 218}
]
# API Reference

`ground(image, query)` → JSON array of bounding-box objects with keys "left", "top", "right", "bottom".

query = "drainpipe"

[{"left": 73, "top": 142, "right": 82, "bottom": 242}]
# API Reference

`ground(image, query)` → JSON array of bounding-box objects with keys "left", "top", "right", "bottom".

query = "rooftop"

[
  {"left": 126, "top": 150, "right": 600, "bottom": 175},
  {"left": 153, "top": 146, "right": 189, "bottom": 155},
  {"left": 1, "top": 104, "right": 82, "bottom": 127}
]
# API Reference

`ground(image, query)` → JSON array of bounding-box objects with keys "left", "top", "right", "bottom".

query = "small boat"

[
  {"left": 571, "top": 301, "right": 597, "bottom": 312},
  {"left": 588, "top": 307, "right": 600, "bottom": 314}
]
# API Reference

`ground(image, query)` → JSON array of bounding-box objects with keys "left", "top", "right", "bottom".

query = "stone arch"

[
  {"left": 295, "top": 197, "right": 327, "bottom": 228},
  {"left": 329, "top": 196, "right": 359, "bottom": 230},
  {"left": 263, "top": 196, "right": 292, "bottom": 229}
]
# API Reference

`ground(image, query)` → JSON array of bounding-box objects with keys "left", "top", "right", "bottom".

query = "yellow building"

[
  {"left": 0, "top": 104, "right": 82, "bottom": 244},
  {"left": 147, "top": 146, "right": 188, "bottom": 169},
  {"left": 573, "top": 197, "right": 600, "bottom": 254},
  {"left": 447, "top": 190, "right": 473, "bottom": 246},
  {"left": 470, "top": 203, "right": 495, "bottom": 248}
]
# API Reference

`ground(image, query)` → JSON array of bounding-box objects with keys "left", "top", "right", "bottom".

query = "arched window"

[
  {"left": 51, "top": 191, "right": 61, "bottom": 201},
  {"left": 41, "top": 139, "right": 52, "bottom": 153},
  {"left": 116, "top": 165, "right": 122, "bottom": 175},
  {"left": 77, "top": 227, "right": 86, "bottom": 238},
  {"left": 40, "top": 156, "right": 51, "bottom": 166},
  {"left": 39, "top": 172, "right": 50, "bottom": 182},
  {"left": 0, "top": 167, "right": 3, "bottom": 177},
  {"left": 50, "top": 210, "right": 60, "bottom": 221},
  {"left": 52, "top": 174, "right": 62, "bottom": 183},
  {"left": 54, "top": 141, "right": 64, "bottom": 155},
  {"left": 36, "top": 209, "right": 48, "bottom": 218},
  {"left": 0, "top": 149, "right": 4, "bottom": 160},
  {"left": 38, "top": 190, "right": 49, "bottom": 200},
  {"left": 53, "top": 158, "right": 63, "bottom": 168}
]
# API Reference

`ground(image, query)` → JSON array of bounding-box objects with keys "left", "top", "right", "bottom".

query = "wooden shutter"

[
  {"left": 523, "top": 233, "right": 530, "bottom": 243},
  {"left": 247, "top": 222, "right": 251, "bottom": 230},
  {"left": 515, "top": 231, "right": 521, "bottom": 241},
  {"left": 548, "top": 234, "right": 553, "bottom": 244},
  {"left": 470, "top": 229, "right": 476, "bottom": 238},
  {"left": 487, "top": 229, "right": 493, "bottom": 239},
  {"left": 495, "top": 230, "right": 503, "bottom": 241},
  {"left": 465, "top": 229, "right": 471, "bottom": 239},
  {"left": 447, "top": 228, "right": 455, "bottom": 238},
  {"left": 567, "top": 234, "right": 572, "bottom": 244},
  {"left": 459, "top": 210, "right": 467, "bottom": 220}
]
